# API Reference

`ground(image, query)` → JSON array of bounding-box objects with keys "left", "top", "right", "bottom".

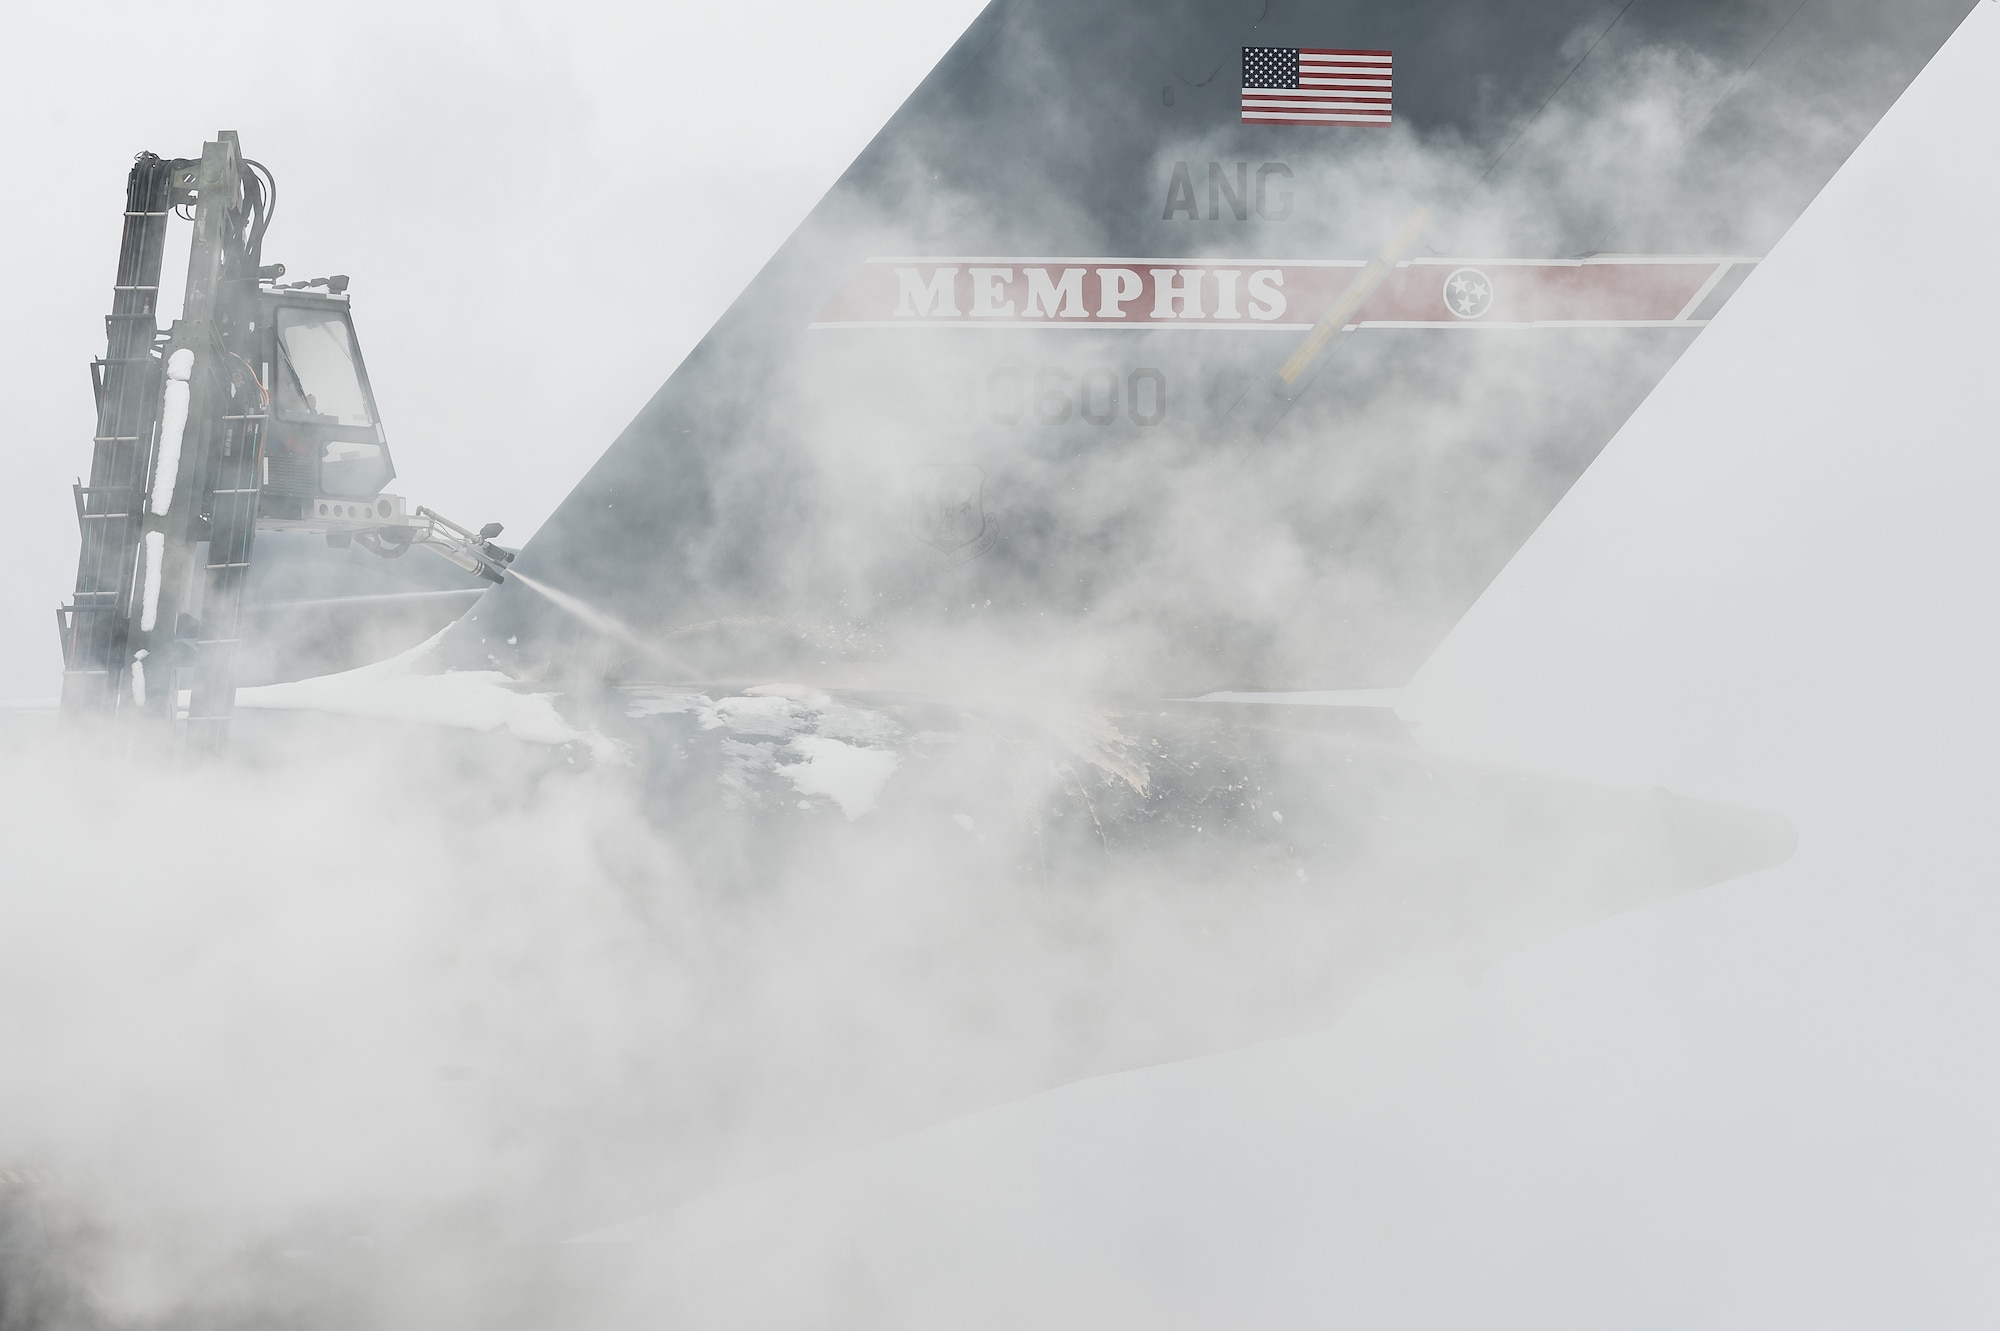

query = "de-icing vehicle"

[{"left": 55, "top": 132, "right": 511, "bottom": 746}]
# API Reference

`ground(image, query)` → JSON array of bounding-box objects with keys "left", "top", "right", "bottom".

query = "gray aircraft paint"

[{"left": 445, "top": 0, "right": 1977, "bottom": 695}]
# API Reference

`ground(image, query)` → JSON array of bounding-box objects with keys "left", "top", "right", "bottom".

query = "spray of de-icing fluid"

[{"left": 505, "top": 568, "right": 693, "bottom": 676}]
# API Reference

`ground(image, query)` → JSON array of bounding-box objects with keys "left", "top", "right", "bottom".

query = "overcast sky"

[{"left": 4, "top": 2, "right": 1999, "bottom": 1325}]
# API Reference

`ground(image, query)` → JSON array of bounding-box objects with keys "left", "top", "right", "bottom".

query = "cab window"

[{"left": 274, "top": 307, "right": 376, "bottom": 426}]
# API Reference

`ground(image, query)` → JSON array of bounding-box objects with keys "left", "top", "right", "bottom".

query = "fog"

[{"left": 4, "top": 2, "right": 2000, "bottom": 1328}]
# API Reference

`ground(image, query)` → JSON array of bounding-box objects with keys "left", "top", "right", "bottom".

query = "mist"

[{"left": 5, "top": 2, "right": 2000, "bottom": 1329}]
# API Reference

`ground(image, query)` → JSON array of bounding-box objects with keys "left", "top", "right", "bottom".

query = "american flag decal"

[{"left": 1242, "top": 47, "right": 1392, "bottom": 126}]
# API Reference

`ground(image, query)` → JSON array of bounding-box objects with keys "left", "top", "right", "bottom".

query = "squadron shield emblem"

[{"left": 907, "top": 464, "right": 999, "bottom": 567}]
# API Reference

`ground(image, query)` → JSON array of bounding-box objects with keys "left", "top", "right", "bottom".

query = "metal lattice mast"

[{"left": 57, "top": 152, "right": 185, "bottom": 718}]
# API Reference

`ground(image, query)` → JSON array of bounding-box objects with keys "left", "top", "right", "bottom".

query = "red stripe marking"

[
  {"left": 1241, "top": 116, "right": 1392, "bottom": 125},
  {"left": 811, "top": 261, "right": 1724, "bottom": 326}
]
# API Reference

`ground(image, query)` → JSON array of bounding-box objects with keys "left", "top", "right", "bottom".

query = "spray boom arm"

[
  {"left": 410, "top": 507, "right": 515, "bottom": 584},
  {"left": 256, "top": 494, "right": 515, "bottom": 584}
]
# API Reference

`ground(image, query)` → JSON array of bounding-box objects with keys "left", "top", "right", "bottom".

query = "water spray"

[{"left": 506, "top": 568, "right": 698, "bottom": 678}]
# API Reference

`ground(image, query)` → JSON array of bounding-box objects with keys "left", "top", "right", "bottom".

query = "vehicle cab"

[{"left": 253, "top": 280, "right": 396, "bottom": 519}]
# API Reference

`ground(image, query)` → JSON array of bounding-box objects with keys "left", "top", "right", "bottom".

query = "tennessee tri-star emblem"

[{"left": 1443, "top": 267, "right": 1494, "bottom": 319}]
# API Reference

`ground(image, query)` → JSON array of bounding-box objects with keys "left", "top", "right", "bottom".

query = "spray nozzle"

[{"left": 412, "top": 506, "right": 515, "bottom": 585}]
